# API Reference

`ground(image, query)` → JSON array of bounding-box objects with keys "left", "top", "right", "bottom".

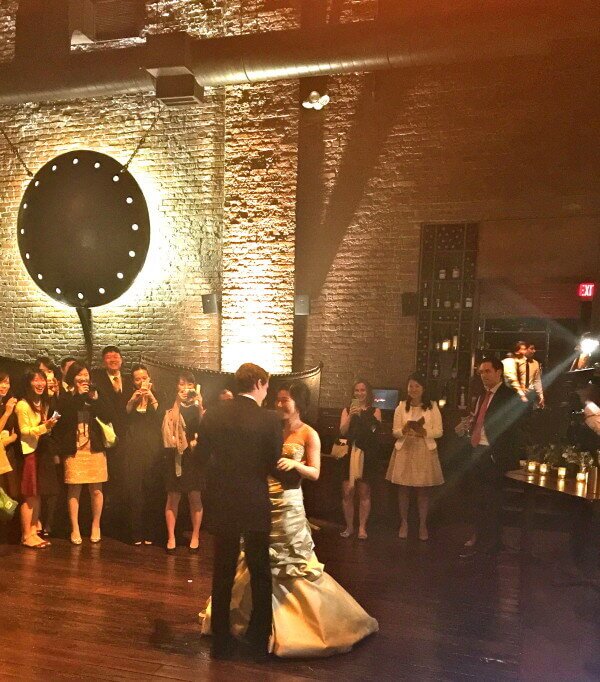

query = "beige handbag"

[{"left": 330, "top": 438, "right": 349, "bottom": 459}]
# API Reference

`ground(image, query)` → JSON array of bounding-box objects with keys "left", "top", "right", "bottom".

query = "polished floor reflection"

[{"left": 0, "top": 524, "right": 598, "bottom": 680}]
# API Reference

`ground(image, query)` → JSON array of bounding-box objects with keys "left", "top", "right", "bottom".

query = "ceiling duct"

[
  {"left": 0, "top": 7, "right": 598, "bottom": 106},
  {"left": 76, "top": 0, "right": 146, "bottom": 42}
]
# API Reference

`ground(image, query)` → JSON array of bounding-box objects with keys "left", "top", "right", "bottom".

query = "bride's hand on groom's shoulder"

[{"left": 276, "top": 457, "right": 296, "bottom": 471}]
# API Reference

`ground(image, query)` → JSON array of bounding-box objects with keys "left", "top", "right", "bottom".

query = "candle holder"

[
  {"left": 576, "top": 471, "right": 588, "bottom": 483},
  {"left": 557, "top": 478, "right": 565, "bottom": 491},
  {"left": 527, "top": 461, "right": 538, "bottom": 473},
  {"left": 557, "top": 467, "right": 567, "bottom": 479},
  {"left": 539, "top": 462, "right": 549, "bottom": 475}
]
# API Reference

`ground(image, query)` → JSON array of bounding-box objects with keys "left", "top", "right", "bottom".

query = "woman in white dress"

[
  {"left": 200, "top": 382, "right": 378, "bottom": 657},
  {"left": 386, "top": 374, "right": 443, "bottom": 541}
]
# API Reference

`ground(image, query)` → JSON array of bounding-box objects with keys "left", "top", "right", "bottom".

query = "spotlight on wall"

[
  {"left": 202, "top": 293, "right": 219, "bottom": 314},
  {"left": 294, "top": 294, "right": 310, "bottom": 316},
  {"left": 302, "top": 90, "right": 330, "bottom": 111}
]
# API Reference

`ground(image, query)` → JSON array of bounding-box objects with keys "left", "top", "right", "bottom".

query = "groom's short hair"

[{"left": 235, "top": 363, "right": 269, "bottom": 393}]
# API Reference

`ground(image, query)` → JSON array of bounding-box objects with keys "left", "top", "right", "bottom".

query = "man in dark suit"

[
  {"left": 91, "top": 345, "right": 134, "bottom": 537},
  {"left": 196, "top": 362, "right": 286, "bottom": 661},
  {"left": 457, "top": 356, "right": 525, "bottom": 559}
]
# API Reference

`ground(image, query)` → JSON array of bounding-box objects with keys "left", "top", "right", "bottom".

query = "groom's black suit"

[{"left": 197, "top": 394, "right": 288, "bottom": 657}]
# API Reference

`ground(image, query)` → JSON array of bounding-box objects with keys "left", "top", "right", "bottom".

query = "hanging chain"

[
  {"left": 0, "top": 126, "right": 33, "bottom": 177},
  {"left": 121, "top": 100, "right": 164, "bottom": 173}
]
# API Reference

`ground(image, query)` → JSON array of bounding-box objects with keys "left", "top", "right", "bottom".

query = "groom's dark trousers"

[
  {"left": 196, "top": 394, "right": 296, "bottom": 656},
  {"left": 212, "top": 530, "right": 271, "bottom": 647}
]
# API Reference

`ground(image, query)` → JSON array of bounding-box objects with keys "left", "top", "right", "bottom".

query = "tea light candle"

[
  {"left": 557, "top": 478, "right": 565, "bottom": 492},
  {"left": 519, "top": 459, "right": 527, "bottom": 469},
  {"left": 539, "top": 463, "right": 549, "bottom": 475},
  {"left": 576, "top": 471, "right": 588, "bottom": 483},
  {"left": 527, "top": 461, "right": 537, "bottom": 473},
  {"left": 557, "top": 467, "right": 567, "bottom": 479}
]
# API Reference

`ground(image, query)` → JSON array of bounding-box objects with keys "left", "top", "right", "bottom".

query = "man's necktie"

[
  {"left": 471, "top": 390, "right": 493, "bottom": 447},
  {"left": 112, "top": 375, "right": 122, "bottom": 393}
]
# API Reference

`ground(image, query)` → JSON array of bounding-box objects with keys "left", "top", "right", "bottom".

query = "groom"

[{"left": 197, "top": 362, "right": 284, "bottom": 661}]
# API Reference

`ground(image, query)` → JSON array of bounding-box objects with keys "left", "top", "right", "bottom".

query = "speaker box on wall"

[
  {"left": 294, "top": 294, "right": 310, "bottom": 316},
  {"left": 401, "top": 292, "right": 418, "bottom": 316},
  {"left": 202, "top": 293, "right": 219, "bottom": 314}
]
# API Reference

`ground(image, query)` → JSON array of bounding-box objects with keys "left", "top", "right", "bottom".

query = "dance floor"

[{"left": 1, "top": 524, "right": 598, "bottom": 681}]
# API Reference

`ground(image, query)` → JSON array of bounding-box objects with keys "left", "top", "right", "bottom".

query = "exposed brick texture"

[{"left": 0, "top": 1, "right": 599, "bottom": 407}]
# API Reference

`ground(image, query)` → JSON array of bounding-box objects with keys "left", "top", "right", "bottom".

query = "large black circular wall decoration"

[{"left": 17, "top": 150, "right": 150, "bottom": 308}]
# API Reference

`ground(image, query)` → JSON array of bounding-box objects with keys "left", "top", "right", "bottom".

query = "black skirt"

[{"left": 164, "top": 447, "right": 202, "bottom": 494}]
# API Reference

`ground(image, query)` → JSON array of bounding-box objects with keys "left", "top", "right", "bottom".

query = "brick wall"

[
  {"left": 0, "top": 1, "right": 598, "bottom": 403},
  {"left": 296, "top": 48, "right": 600, "bottom": 405}
]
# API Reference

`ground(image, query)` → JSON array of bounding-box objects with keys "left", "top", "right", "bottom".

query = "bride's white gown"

[{"left": 200, "top": 442, "right": 378, "bottom": 657}]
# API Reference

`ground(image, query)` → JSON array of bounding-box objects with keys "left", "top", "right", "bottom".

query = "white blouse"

[{"left": 392, "top": 401, "right": 443, "bottom": 451}]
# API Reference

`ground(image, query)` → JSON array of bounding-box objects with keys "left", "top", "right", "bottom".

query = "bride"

[{"left": 200, "top": 381, "right": 378, "bottom": 657}]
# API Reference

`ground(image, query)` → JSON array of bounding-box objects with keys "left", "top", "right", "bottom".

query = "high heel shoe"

[
  {"left": 398, "top": 523, "right": 408, "bottom": 540},
  {"left": 339, "top": 528, "right": 353, "bottom": 538},
  {"left": 90, "top": 531, "right": 101, "bottom": 544},
  {"left": 70, "top": 533, "right": 83, "bottom": 545}
]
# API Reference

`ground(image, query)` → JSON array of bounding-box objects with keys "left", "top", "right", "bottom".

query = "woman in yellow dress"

[{"left": 200, "top": 382, "right": 378, "bottom": 657}]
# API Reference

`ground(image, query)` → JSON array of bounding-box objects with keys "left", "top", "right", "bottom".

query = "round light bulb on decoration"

[
  {"left": 126, "top": 196, "right": 133, "bottom": 204},
  {"left": 117, "top": 272, "right": 124, "bottom": 279},
  {"left": 25, "top": 253, "right": 30, "bottom": 259},
  {"left": 98, "top": 287, "right": 105, "bottom": 294},
  {"left": 34, "top": 180, "right": 40, "bottom": 187},
  {"left": 77, "top": 292, "right": 84, "bottom": 300},
  {"left": 73, "top": 158, "right": 79, "bottom": 165},
  {"left": 37, "top": 273, "right": 43, "bottom": 280},
  {"left": 128, "top": 250, "right": 135, "bottom": 258},
  {"left": 20, "top": 228, "right": 24, "bottom": 235},
  {"left": 51, "top": 165, "right": 57, "bottom": 171},
  {"left": 23, "top": 203, "right": 28, "bottom": 209},
  {"left": 112, "top": 175, "right": 120, "bottom": 182},
  {"left": 55, "top": 288, "right": 61, "bottom": 294},
  {"left": 94, "top": 162, "right": 101, "bottom": 169},
  {"left": 131, "top": 223, "right": 139, "bottom": 231}
]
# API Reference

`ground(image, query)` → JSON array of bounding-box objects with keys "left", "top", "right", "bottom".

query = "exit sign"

[{"left": 578, "top": 282, "right": 596, "bottom": 300}]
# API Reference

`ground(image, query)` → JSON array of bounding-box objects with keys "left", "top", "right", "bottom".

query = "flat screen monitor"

[{"left": 372, "top": 388, "right": 399, "bottom": 411}]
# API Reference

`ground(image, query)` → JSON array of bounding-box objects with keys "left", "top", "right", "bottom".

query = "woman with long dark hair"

[
  {"left": 386, "top": 373, "right": 443, "bottom": 541},
  {"left": 162, "top": 372, "right": 204, "bottom": 553},
  {"left": 53, "top": 362, "right": 112, "bottom": 544},
  {"left": 339, "top": 379, "right": 381, "bottom": 540},
  {"left": 15, "top": 370, "right": 58, "bottom": 548},
  {"left": 124, "top": 363, "right": 162, "bottom": 545}
]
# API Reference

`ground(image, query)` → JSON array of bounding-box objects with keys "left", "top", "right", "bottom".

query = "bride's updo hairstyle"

[{"left": 281, "top": 381, "right": 310, "bottom": 420}]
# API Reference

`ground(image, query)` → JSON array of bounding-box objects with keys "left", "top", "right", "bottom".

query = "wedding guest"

[
  {"left": 33, "top": 358, "right": 62, "bottom": 537},
  {"left": 92, "top": 345, "right": 133, "bottom": 535},
  {"left": 386, "top": 374, "right": 443, "bottom": 541},
  {"left": 455, "top": 357, "right": 524, "bottom": 559},
  {"left": 0, "top": 372, "right": 20, "bottom": 502},
  {"left": 53, "top": 362, "right": 112, "bottom": 544},
  {"left": 502, "top": 341, "right": 530, "bottom": 403},
  {"left": 59, "top": 356, "right": 76, "bottom": 392},
  {"left": 15, "top": 370, "right": 58, "bottom": 548},
  {"left": 162, "top": 372, "right": 204, "bottom": 553},
  {"left": 218, "top": 388, "right": 234, "bottom": 401},
  {"left": 339, "top": 379, "right": 381, "bottom": 540},
  {"left": 125, "top": 364, "right": 162, "bottom": 545},
  {"left": 523, "top": 343, "right": 545, "bottom": 408}
]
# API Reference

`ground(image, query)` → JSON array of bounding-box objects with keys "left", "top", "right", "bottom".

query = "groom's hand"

[{"left": 276, "top": 458, "right": 296, "bottom": 472}]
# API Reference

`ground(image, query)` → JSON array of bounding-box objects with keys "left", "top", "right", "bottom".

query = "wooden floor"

[{"left": 1, "top": 524, "right": 598, "bottom": 681}]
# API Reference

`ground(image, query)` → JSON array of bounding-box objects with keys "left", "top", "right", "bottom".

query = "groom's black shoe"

[
  {"left": 210, "top": 636, "right": 236, "bottom": 661},
  {"left": 239, "top": 635, "right": 269, "bottom": 664}
]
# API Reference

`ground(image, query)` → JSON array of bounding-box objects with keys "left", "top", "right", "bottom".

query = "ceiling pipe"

[{"left": 0, "top": 14, "right": 598, "bottom": 106}]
